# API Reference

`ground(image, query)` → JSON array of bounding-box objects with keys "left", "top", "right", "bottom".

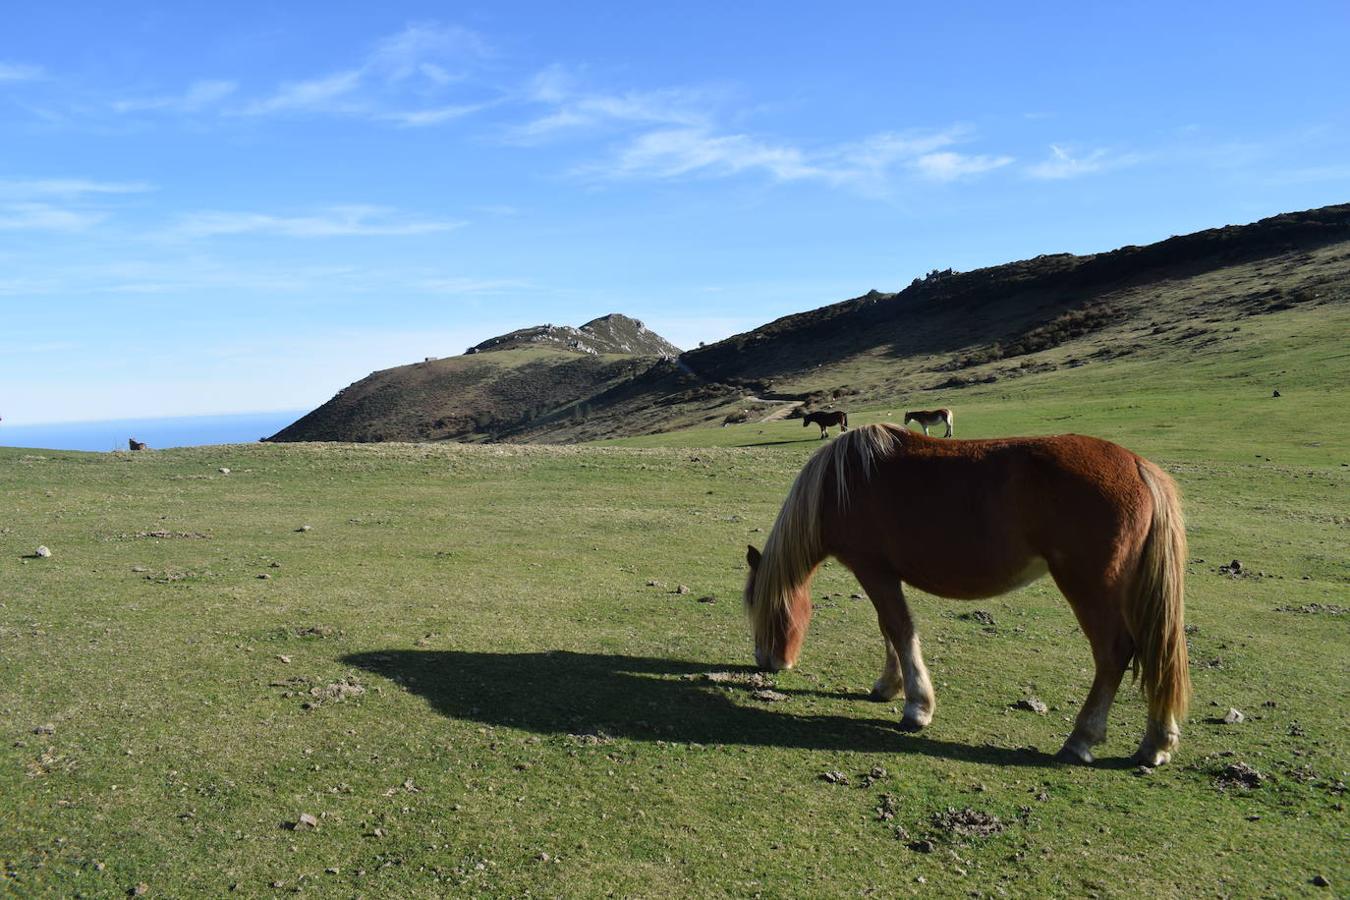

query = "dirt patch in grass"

[
  {"left": 1214, "top": 762, "right": 1265, "bottom": 791},
  {"left": 930, "top": 807, "right": 1006, "bottom": 839}
]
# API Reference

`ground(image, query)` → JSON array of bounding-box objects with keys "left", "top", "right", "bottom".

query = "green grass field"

[{"left": 3, "top": 305, "right": 1347, "bottom": 897}]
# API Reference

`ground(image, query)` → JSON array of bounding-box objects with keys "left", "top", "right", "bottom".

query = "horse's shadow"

[{"left": 342, "top": 649, "right": 1068, "bottom": 768}]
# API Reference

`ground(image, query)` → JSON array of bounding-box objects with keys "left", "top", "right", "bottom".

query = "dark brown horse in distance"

[
  {"left": 744, "top": 423, "right": 1189, "bottom": 766},
  {"left": 802, "top": 409, "right": 847, "bottom": 439},
  {"left": 128, "top": 439, "right": 148, "bottom": 451}
]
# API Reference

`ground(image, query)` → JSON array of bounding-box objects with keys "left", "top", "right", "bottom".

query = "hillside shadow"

[{"left": 342, "top": 649, "right": 1061, "bottom": 767}]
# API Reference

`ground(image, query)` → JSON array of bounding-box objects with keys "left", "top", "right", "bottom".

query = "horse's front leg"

[{"left": 853, "top": 564, "right": 935, "bottom": 730}]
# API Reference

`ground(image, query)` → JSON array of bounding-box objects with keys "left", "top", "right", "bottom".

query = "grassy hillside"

[
  {"left": 268, "top": 314, "right": 681, "bottom": 444},
  {"left": 267, "top": 348, "right": 658, "bottom": 443},
  {"left": 513, "top": 204, "right": 1350, "bottom": 443},
  {"left": 2, "top": 298, "right": 1346, "bottom": 896}
]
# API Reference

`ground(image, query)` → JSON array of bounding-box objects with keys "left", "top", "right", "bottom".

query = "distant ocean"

[{"left": 0, "top": 411, "right": 306, "bottom": 452}]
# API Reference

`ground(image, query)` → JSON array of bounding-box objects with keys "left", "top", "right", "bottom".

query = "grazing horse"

[
  {"left": 802, "top": 409, "right": 848, "bottom": 439},
  {"left": 904, "top": 408, "right": 954, "bottom": 437},
  {"left": 128, "top": 439, "right": 148, "bottom": 451},
  {"left": 743, "top": 423, "right": 1189, "bottom": 766}
]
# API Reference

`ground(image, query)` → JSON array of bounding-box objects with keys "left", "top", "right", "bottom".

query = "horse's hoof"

[
  {"left": 897, "top": 716, "right": 926, "bottom": 732},
  {"left": 868, "top": 682, "right": 901, "bottom": 702},
  {"left": 1132, "top": 748, "right": 1171, "bottom": 767},
  {"left": 1054, "top": 743, "right": 1095, "bottom": 765}
]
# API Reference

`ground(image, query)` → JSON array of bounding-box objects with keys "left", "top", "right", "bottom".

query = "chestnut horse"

[
  {"left": 802, "top": 409, "right": 848, "bottom": 439},
  {"left": 744, "top": 423, "right": 1189, "bottom": 766},
  {"left": 904, "top": 407, "right": 953, "bottom": 437}
]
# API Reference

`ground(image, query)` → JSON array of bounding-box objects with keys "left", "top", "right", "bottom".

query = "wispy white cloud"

[
  {"left": 382, "top": 100, "right": 493, "bottom": 127},
  {"left": 914, "top": 151, "right": 1014, "bottom": 182},
  {"left": 0, "top": 202, "right": 105, "bottom": 232},
  {"left": 113, "top": 80, "right": 237, "bottom": 114},
  {"left": 0, "top": 61, "right": 44, "bottom": 82},
  {"left": 510, "top": 66, "right": 711, "bottom": 143},
  {"left": 168, "top": 205, "right": 464, "bottom": 238},
  {"left": 0, "top": 178, "right": 155, "bottom": 197},
  {"left": 1026, "top": 144, "right": 1137, "bottom": 179},
  {"left": 605, "top": 128, "right": 812, "bottom": 181},
  {"left": 587, "top": 123, "right": 1003, "bottom": 191},
  {"left": 243, "top": 69, "right": 364, "bottom": 116},
  {"left": 241, "top": 23, "right": 493, "bottom": 122}
]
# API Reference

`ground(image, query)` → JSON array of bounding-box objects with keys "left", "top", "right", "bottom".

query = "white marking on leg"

[
  {"left": 898, "top": 634, "right": 935, "bottom": 727},
  {"left": 1134, "top": 717, "right": 1180, "bottom": 766},
  {"left": 872, "top": 635, "right": 903, "bottom": 701}
]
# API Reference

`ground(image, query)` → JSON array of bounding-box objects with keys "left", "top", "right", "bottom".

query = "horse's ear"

[{"left": 746, "top": 545, "right": 762, "bottom": 570}]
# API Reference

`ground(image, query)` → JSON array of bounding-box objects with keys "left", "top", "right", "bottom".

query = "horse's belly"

[{"left": 903, "top": 554, "right": 1048, "bottom": 600}]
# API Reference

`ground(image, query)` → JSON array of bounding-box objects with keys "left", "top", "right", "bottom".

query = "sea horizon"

[{"left": 0, "top": 410, "right": 307, "bottom": 452}]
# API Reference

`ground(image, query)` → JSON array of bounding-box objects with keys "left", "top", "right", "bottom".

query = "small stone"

[
  {"left": 325, "top": 867, "right": 339, "bottom": 875},
  {"left": 296, "top": 525, "right": 312, "bottom": 532},
  {"left": 1012, "top": 697, "right": 1048, "bottom": 714},
  {"left": 909, "top": 839, "right": 935, "bottom": 854},
  {"left": 751, "top": 689, "right": 788, "bottom": 702},
  {"left": 257, "top": 573, "right": 271, "bottom": 580},
  {"left": 1223, "top": 708, "right": 1245, "bottom": 724},
  {"left": 674, "top": 584, "right": 691, "bottom": 595},
  {"left": 271, "top": 881, "right": 284, "bottom": 889},
  {"left": 218, "top": 467, "right": 231, "bottom": 475},
  {"left": 130, "top": 884, "right": 149, "bottom": 897},
  {"left": 276, "top": 655, "right": 291, "bottom": 664},
  {"left": 915, "top": 875, "right": 927, "bottom": 884},
  {"left": 1135, "top": 765, "right": 1154, "bottom": 776},
  {"left": 33, "top": 723, "right": 55, "bottom": 735},
  {"left": 645, "top": 579, "right": 660, "bottom": 587},
  {"left": 131, "top": 565, "right": 149, "bottom": 573},
  {"left": 850, "top": 593, "right": 863, "bottom": 600},
  {"left": 35, "top": 545, "right": 52, "bottom": 558},
  {"left": 696, "top": 595, "right": 716, "bottom": 604},
  {"left": 1312, "top": 874, "right": 1330, "bottom": 887},
  {"left": 820, "top": 770, "right": 849, "bottom": 785},
  {"left": 1229, "top": 559, "right": 1242, "bottom": 573},
  {"left": 295, "top": 812, "right": 318, "bottom": 829},
  {"left": 536, "top": 852, "right": 551, "bottom": 863}
]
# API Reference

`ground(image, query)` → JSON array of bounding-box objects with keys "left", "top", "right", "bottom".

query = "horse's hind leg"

[
  {"left": 1055, "top": 581, "right": 1134, "bottom": 765},
  {"left": 869, "top": 630, "right": 903, "bottom": 702},
  {"left": 852, "top": 564, "right": 935, "bottom": 730}
]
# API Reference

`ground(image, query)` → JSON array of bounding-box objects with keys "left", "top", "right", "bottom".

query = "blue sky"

[{"left": 2, "top": 1, "right": 1347, "bottom": 424}]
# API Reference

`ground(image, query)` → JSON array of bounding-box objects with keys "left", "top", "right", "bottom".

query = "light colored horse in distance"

[
  {"left": 744, "top": 423, "right": 1189, "bottom": 766},
  {"left": 904, "top": 408, "right": 953, "bottom": 437}
]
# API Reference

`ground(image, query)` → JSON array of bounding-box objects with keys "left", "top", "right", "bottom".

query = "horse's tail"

[
  {"left": 1125, "top": 460, "right": 1190, "bottom": 729},
  {"left": 749, "top": 424, "right": 905, "bottom": 647},
  {"left": 841, "top": 412, "right": 848, "bottom": 429}
]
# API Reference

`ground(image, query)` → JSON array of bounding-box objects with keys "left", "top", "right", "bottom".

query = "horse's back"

[{"left": 826, "top": 430, "right": 1150, "bottom": 597}]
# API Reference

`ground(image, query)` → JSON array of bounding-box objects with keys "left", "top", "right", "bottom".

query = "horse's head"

[
  {"left": 801, "top": 416, "right": 810, "bottom": 427},
  {"left": 743, "top": 544, "right": 811, "bottom": 671}
]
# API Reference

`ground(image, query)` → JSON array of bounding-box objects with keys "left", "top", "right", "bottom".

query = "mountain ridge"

[{"left": 269, "top": 202, "right": 1350, "bottom": 445}]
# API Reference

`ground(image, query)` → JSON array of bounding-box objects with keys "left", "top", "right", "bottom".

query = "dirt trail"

[{"left": 745, "top": 397, "right": 801, "bottom": 423}]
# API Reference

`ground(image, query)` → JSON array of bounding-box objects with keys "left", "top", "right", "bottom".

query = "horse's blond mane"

[{"left": 748, "top": 424, "right": 907, "bottom": 641}]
